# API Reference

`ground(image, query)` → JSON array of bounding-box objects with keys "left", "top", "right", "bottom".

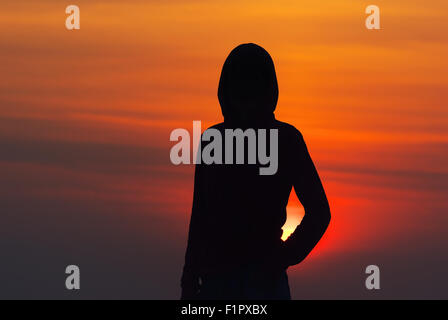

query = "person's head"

[{"left": 218, "top": 43, "right": 278, "bottom": 123}]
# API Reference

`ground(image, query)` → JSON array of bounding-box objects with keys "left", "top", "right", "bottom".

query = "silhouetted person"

[{"left": 181, "top": 43, "right": 331, "bottom": 300}]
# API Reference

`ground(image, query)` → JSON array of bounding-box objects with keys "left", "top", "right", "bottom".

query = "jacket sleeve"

[
  {"left": 180, "top": 163, "right": 204, "bottom": 299},
  {"left": 281, "top": 131, "right": 331, "bottom": 267}
]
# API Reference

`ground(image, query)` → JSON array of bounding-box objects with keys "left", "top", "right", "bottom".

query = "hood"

[{"left": 218, "top": 43, "right": 278, "bottom": 125}]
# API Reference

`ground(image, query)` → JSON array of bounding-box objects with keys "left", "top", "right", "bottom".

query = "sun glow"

[{"left": 282, "top": 205, "right": 305, "bottom": 241}]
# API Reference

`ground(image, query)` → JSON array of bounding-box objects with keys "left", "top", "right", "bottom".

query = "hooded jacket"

[
  {"left": 218, "top": 43, "right": 278, "bottom": 125},
  {"left": 181, "top": 43, "right": 331, "bottom": 299}
]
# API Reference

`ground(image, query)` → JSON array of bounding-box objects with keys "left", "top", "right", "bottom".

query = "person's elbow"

[
  {"left": 310, "top": 199, "right": 330, "bottom": 235},
  {"left": 320, "top": 201, "right": 331, "bottom": 233}
]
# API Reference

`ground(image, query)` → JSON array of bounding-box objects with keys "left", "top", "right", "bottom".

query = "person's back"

[{"left": 181, "top": 43, "right": 331, "bottom": 300}]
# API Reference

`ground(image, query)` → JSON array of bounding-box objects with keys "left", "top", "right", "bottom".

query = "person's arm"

[
  {"left": 180, "top": 163, "right": 204, "bottom": 300},
  {"left": 281, "top": 131, "right": 331, "bottom": 267}
]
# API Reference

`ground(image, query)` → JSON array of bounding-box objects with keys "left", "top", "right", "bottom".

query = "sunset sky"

[{"left": 1, "top": 0, "right": 447, "bottom": 298}]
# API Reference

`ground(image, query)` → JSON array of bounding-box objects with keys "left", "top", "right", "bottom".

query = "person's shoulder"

[
  {"left": 207, "top": 122, "right": 224, "bottom": 130},
  {"left": 274, "top": 119, "right": 304, "bottom": 139},
  {"left": 205, "top": 122, "right": 225, "bottom": 132}
]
